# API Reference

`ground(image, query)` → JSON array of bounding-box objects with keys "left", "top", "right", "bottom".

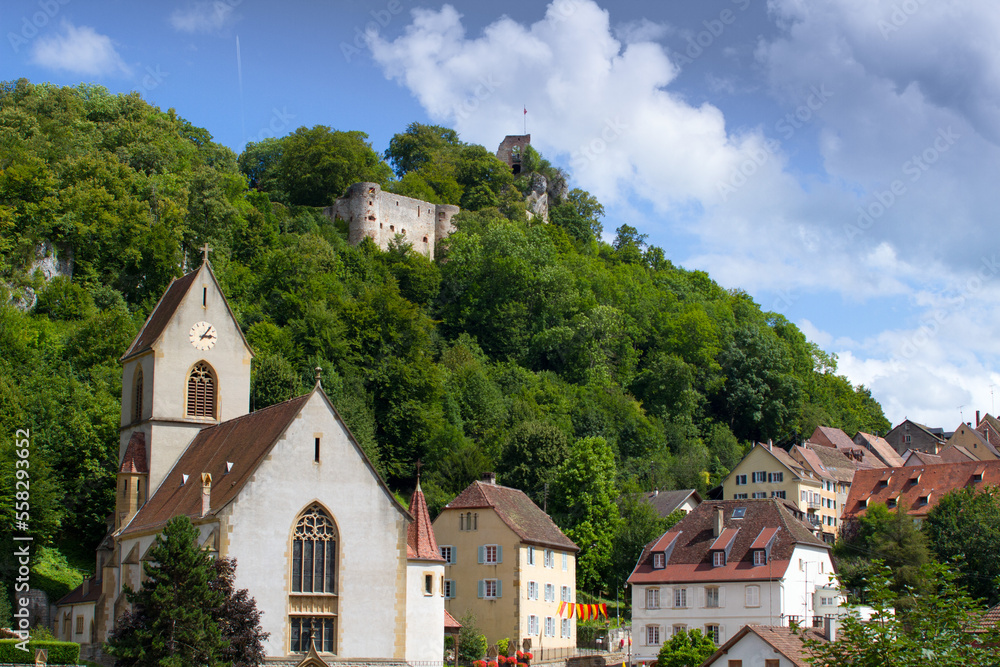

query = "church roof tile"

[
  {"left": 445, "top": 481, "right": 578, "bottom": 552},
  {"left": 119, "top": 431, "right": 148, "bottom": 474},
  {"left": 121, "top": 269, "right": 199, "bottom": 360},
  {"left": 407, "top": 482, "right": 444, "bottom": 561}
]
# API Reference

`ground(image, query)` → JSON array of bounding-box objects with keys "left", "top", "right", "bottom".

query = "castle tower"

[
  {"left": 497, "top": 135, "right": 531, "bottom": 174},
  {"left": 118, "top": 256, "right": 254, "bottom": 495}
]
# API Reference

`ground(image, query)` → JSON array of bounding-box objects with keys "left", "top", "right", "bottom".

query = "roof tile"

[
  {"left": 407, "top": 482, "right": 445, "bottom": 561},
  {"left": 120, "top": 431, "right": 148, "bottom": 474},
  {"left": 445, "top": 481, "right": 578, "bottom": 551}
]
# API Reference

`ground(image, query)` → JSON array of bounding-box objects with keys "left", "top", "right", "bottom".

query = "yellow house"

[
  {"left": 721, "top": 443, "right": 823, "bottom": 531},
  {"left": 433, "top": 474, "right": 579, "bottom": 657},
  {"left": 943, "top": 422, "right": 1000, "bottom": 460},
  {"left": 789, "top": 444, "right": 857, "bottom": 542}
]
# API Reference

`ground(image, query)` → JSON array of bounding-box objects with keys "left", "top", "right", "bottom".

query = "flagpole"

[{"left": 523, "top": 104, "right": 527, "bottom": 135}]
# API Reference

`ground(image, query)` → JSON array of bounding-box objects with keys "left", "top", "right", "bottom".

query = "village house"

[
  {"left": 433, "top": 474, "right": 579, "bottom": 658},
  {"left": 628, "top": 499, "right": 839, "bottom": 663}
]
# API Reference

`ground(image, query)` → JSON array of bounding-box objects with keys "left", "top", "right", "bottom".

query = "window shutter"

[
  {"left": 697, "top": 587, "right": 705, "bottom": 607},
  {"left": 452, "top": 546, "right": 457, "bottom": 564},
  {"left": 452, "top": 581, "right": 457, "bottom": 598},
  {"left": 478, "top": 546, "right": 485, "bottom": 564},
  {"left": 719, "top": 587, "right": 726, "bottom": 607},
  {"left": 666, "top": 588, "right": 673, "bottom": 608},
  {"left": 478, "top": 580, "right": 485, "bottom": 598},
  {"left": 497, "top": 545, "right": 503, "bottom": 563},
  {"left": 562, "top": 553, "right": 568, "bottom": 571},
  {"left": 497, "top": 580, "right": 503, "bottom": 598}
]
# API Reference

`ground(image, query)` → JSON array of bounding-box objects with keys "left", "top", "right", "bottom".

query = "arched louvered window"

[
  {"left": 133, "top": 368, "right": 143, "bottom": 422},
  {"left": 186, "top": 362, "right": 216, "bottom": 418},
  {"left": 291, "top": 505, "right": 338, "bottom": 594}
]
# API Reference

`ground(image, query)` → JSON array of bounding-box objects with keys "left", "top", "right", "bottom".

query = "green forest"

[{"left": 0, "top": 79, "right": 889, "bottom": 600}]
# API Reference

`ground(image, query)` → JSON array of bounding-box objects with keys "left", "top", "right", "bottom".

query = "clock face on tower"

[{"left": 189, "top": 321, "right": 218, "bottom": 351}]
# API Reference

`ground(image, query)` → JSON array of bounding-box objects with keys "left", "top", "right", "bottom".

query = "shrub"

[{"left": 0, "top": 639, "right": 80, "bottom": 664}]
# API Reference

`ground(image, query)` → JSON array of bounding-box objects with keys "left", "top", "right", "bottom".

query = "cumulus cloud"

[
  {"left": 30, "top": 21, "right": 130, "bottom": 76},
  {"left": 170, "top": 1, "right": 237, "bottom": 33},
  {"left": 368, "top": 1, "right": 775, "bottom": 210},
  {"left": 371, "top": 0, "right": 1000, "bottom": 426}
]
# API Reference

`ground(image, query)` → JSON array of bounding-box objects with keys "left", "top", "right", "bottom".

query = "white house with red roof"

[{"left": 627, "top": 500, "right": 839, "bottom": 664}]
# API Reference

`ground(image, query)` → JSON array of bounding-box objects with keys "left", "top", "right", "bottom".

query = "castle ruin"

[
  {"left": 496, "top": 134, "right": 531, "bottom": 174},
  {"left": 324, "top": 183, "right": 460, "bottom": 258}
]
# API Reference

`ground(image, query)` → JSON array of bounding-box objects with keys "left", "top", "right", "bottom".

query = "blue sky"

[{"left": 4, "top": 0, "right": 1000, "bottom": 429}]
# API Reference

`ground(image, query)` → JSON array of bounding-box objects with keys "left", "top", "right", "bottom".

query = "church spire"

[{"left": 407, "top": 476, "right": 444, "bottom": 561}]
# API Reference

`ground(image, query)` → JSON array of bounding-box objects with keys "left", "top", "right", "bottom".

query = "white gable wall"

[
  {"left": 705, "top": 631, "right": 800, "bottom": 667},
  {"left": 222, "top": 391, "right": 409, "bottom": 659}
]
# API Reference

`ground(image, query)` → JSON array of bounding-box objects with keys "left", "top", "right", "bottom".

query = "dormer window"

[
  {"left": 652, "top": 553, "right": 665, "bottom": 569},
  {"left": 887, "top": 497, "right": 897, "bottom": 509},
  {"left": 918, "top": 495, "right": 930, "bottom": 506},
  {"left": 879, "top": 479, "right": 889, "bottom": 488},
  {"left": 753, "top": 549, "right": 766, "bottom": 566},
  {"left": 712, "top": 551, "right": 725, "bottom": 567}
]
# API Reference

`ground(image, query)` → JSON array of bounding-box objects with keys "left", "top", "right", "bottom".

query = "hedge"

[{"left": 0, "top": 639, "right": 80, "bottom": 664}]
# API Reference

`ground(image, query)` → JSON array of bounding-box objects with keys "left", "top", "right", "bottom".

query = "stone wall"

[{"left": 324, "top": 183, "right": 459, "bottom": 259}]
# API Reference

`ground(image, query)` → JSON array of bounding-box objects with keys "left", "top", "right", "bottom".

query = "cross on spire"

[
  {"left": 202, "top": 243, "right": 212, "bottom": 263},
  {"left": 415, "top": 458, "right": 423, "bottom": 481}
]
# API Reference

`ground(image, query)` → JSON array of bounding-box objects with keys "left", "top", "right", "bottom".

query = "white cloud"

[
  {"left": 30, "top": 21, "right": 130, "bottom": 76},
  {"left": 170, "top": 1, "right": 237, "bottom": 34},
  {"left": 371, "top": 0, "right": 1000, "bottom": 428}
]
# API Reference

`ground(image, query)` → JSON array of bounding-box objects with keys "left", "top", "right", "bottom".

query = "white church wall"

[{"left": 223, "top": 391, "right": 408, "bottom": 659}]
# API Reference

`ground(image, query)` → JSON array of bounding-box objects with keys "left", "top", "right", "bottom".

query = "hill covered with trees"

[{"left": 0, "top": 79, "right": 889, "bottom": 597}]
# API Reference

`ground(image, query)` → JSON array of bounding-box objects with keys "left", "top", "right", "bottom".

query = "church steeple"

[
  {"left": 407, "top": 478, "right": 444, "bottom": 561},
  {"left": 118, "top": 260, "right": 254, "bottom": 496}
]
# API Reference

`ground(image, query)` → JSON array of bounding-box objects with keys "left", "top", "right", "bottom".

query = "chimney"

[
  {"left": 482, "top": 472, "right": 496, "bottom": 485},
  {"left": 82, "top": 578, "right": 90, "bottom": 596},
  {"left": 713, "top": 505, "right": 724, "bottom": 538},
  {"left": 977, "top": 410, "right": 981, "bottom": 427},
  {"left": 824, "top": 615, "right": 837, "bottom": 642},
  {"left": 201, "top": 473, "right": 212, "bottom": 517},
  {"left": 767, "top": 439, "right": 773, "bottom": 451}
]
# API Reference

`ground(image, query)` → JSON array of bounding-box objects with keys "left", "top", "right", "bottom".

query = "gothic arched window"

[
  {"left": 290, "top": 505, "right": 339, "bottom": 653},
  {"left": 292, "top": 505, "right": 337, "bottom": 593},
  {"left": 186, "top": 362, "right": 216, "bottom": 418}
]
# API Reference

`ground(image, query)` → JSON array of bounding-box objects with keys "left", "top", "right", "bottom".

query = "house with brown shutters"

[
  {"left": 54, "top": 258, "right": 446, "bottom": 665},
  {"left": 885, "top": 420, "right": 948, "bottom": 457},
  {"left": 433, "top": 475, "right": 579, "bottom": 657},
  {"left": 841, "top": 459, "right": 1000, "bottom": 528},
  {"left": 627, "top": 500, "right": 839, "bottom": 663}
]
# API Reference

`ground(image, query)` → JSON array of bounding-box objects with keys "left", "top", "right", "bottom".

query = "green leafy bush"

[{"left": 0, "top": 638, "right": 80, "bottom": 664}]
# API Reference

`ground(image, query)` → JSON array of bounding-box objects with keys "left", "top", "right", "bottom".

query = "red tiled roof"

[
  {"left": 652, "top": 530, "right": 681, "bottom": 552},
  {"left": 639, "top": 489, "right": 701, "bottom": 518},
  {"left": 709, "top": 527, "right": 739, "bottom": 551},
  {"left": 751, "top": 527, "right": 780, "bottom": 549},
  {"left": 120, "top": 431, "right": 148, "bottom": 474},
  {"left": 904, "top": 450, "right": 943, "bottom": 466},
  {"left": 628, "top": 499, "right": 827, "bottom": 585},
  {"left": 794, "top": 445, "right": 857, "bottom": 484},
  {"left": 444, "top": 609, "right": 462, "bottom": 630},
  {"left": 942, "top": 444, "right": 978, "bottom": 463},
  {"left": 121, "top": 269, "right": 200, "bottom": 360},
  {"left": 56, "top": 578, "right": 102, "bottom": 606},
  {"left": 842, "top": 460, "right": 1000, "bottom": 519},
  {"left": 702, "top": 625, "right": 826, "bottom": 667},
  {"left": 854, "top": 432, "right": 904, "bottom": 467},
  {"left": 121, "top": 394, "right": 310, "bottom": 535},
  {"left": 444, "top": 481, "right": 578, "bottom": 551},
  {"left": 407, "top": 482, "right": 445, "bottom": 561},
  {"left": 810, "top": 426, "right": 856, "bottom": 450}
]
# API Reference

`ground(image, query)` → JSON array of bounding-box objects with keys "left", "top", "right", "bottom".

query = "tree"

[
  {"left": 456, "top": 612, "right": 488, "bottom": 664},
  {"left": 834, "top": 502, "right": 930, "bottom": 605},
  {"left": 656, "top": 628, "right": 716, "bottom": 667},
  {"left": 802, "top": 561, "right": 1000, "bottom": 667},
  {"left": 549, "top": 436, "right": 621, "bottom": 592},
  {"left": 384, "top": 122, "right": 463, "bottom": 177},
  {"left": 924, "top": 485, "right": 1000, "bottom": 605},
  {"left": 210, "top": 558, "right": 269, "bottom": 667},
  {"left": 106, "top": 516, "right": 228, "bottom": 667}
]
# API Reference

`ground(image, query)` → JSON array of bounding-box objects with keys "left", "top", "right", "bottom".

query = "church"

[{"left": 55, "top": 256, "right": 447, "bottom": 665}]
